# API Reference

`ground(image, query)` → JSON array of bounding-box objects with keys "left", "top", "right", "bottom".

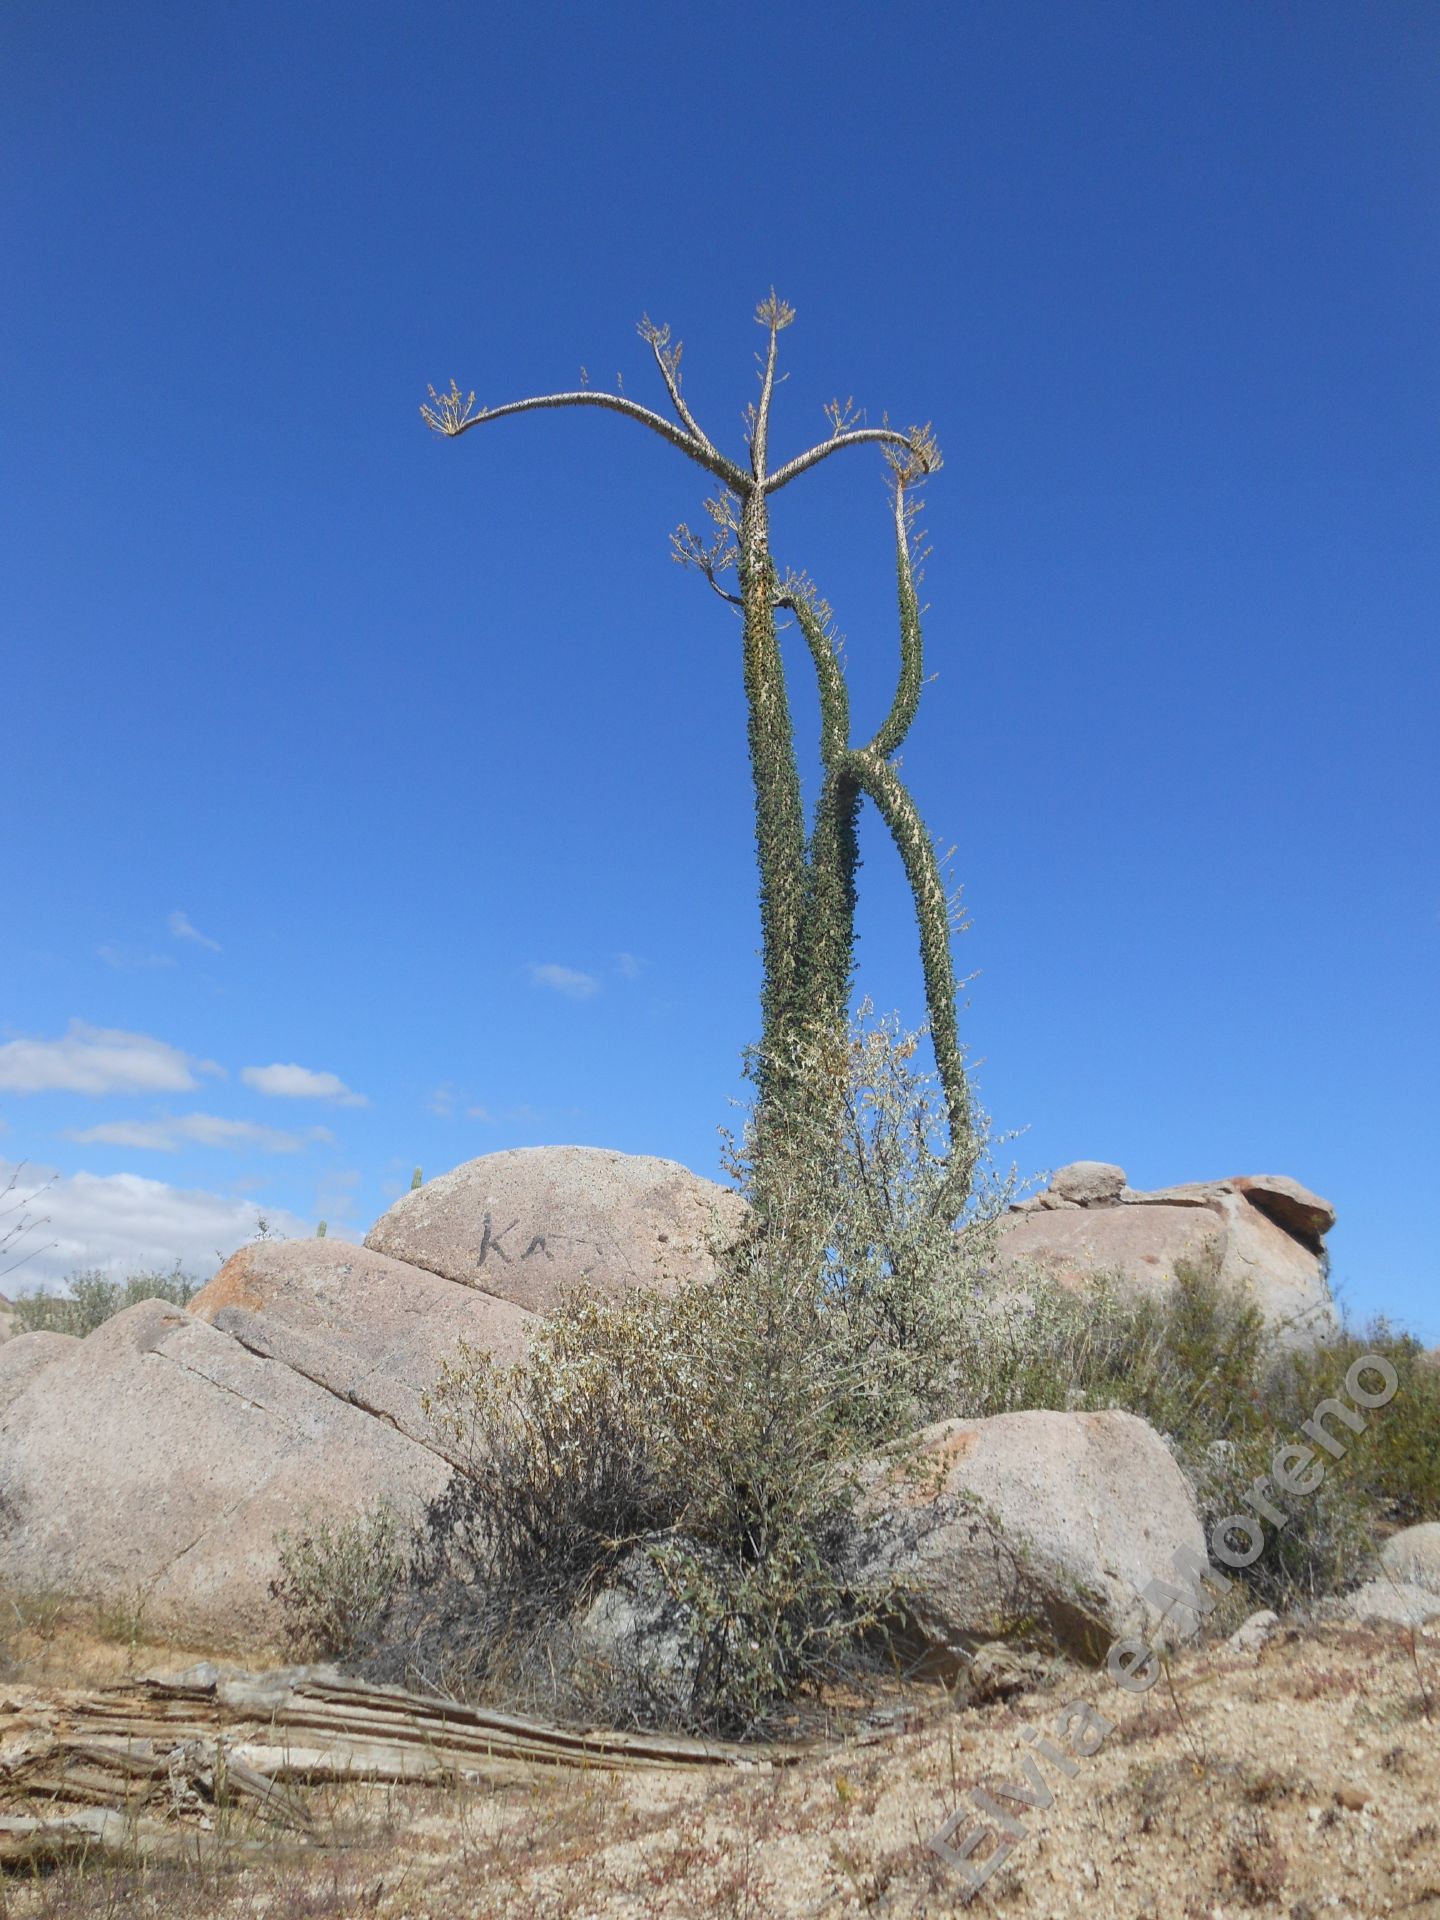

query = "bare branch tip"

[
  {"left": 884, "top": 423, "right": 943, "bottom": 485},
  {"left": 754, "top": 289, "right": 796, "bottom": 333},
  {"left": 420, "top": 380, "right": 480, "bottom": 437}
]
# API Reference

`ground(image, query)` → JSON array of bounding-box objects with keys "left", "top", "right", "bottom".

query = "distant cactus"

[
  {"left": 316, "top": 1219, "right": 327, "bottom": 1239},
  {"left": 411, "top": 1167, "right": 423, "bottom": 1191}
]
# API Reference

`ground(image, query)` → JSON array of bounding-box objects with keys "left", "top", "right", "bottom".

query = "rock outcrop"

[
  {"left": 1318, "top": 1580, "right": 1440, "bottom": 1629},
  {"left": 0, "top": 1299, "right": 452, "bottom": 1647},
  {"left": 851, "top": 1408, "right": 1207, "bottom": 1670},
  {"left": 996, "top": 1164, "right": 1338, "bottom": 1347},
  {"left": 0, "top": 1148, "right": 737, "bottom": 1647},
  {"left": 365, "top": 1147, "right": 746, "bottom": 1316},
  {"left": 0, "top": 1145, "right": 1379, "bottom": 1665}
]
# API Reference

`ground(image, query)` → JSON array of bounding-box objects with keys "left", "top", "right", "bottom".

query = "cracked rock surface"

[
  {"left": 0, "top": 1297, "right": 452, "bottom": 1648},
  {"left": 188, "top": 1239, "right": 537, "bottom": 1461}
]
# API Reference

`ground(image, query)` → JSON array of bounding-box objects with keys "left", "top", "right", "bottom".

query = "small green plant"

[
  {"left": 271, "top": 1502, "right": 408, "bottom": 1660},
  {"left": 1278, "top": 1321, "right": 1440, "bottom": 1525},
  {"left": 12, "top": 1267, "right": 196, "bottom": 1337},
  {"left": 411, "top": 1167, "right": 423, "bottom": 1190},
  {"left": 316, "top": 1219, "right": 328, "bottom": 1238}
]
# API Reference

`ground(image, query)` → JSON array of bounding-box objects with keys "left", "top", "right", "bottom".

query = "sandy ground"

[{"left": 3, "top": 1615, "right": 1437, "bottom": 1919}]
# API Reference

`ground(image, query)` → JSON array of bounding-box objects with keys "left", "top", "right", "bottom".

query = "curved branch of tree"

[
  {"left": 764, "top": 427, "right": 920, "bottom": 497},
  {"left": 425, "top": 387, "right": 750, "bottom": 494},
  {"left": 786, "top": 518, "right": 969, "bottom": 1204},
  {"left": 865, "top": 481, "right": 925, "bottom": 759},
  {"left": 840, "top": 746, "right": 972, "bottom": 1200},
  {"left": 780, "top": 585, "right": 850, "bottom": 768},
  {"left": 638, "top": 316, "right": 717, "bottom": 456}
]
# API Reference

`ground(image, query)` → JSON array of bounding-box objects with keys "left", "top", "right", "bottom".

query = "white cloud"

[
  {"left": 62, "top": 1113, "right": 330, "bottom": 1155},
  {"left": 168, "top": 909, "right": 221, "bottom": 952},
  {"left": 0, "top": 1022, "right": 220, "bottom": 1096},
  {"left": 98, "top": 944, "right": 176, "bottom": 971},
  {"left": 527, "top": 962, "right": 601, "bottom": 1000},
  {"left": 241, "top": 1063, "right": 368, "bottom": 1106},
  {"left": 0, "top": 1158, "right": 310, "bottom": 1290},
  {"left": 465, "top": 1104, "right": 496, "bottom": 1123},
  {"left": 614, "top": 951, "right": 643, "bottom": 980},
  {"left": 429, "top": 1083, "right": 457, "bottom": 1120}
]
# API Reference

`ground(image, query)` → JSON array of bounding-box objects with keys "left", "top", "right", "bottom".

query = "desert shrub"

[
  {"left": 750, "top": 1008, "right": 1017, "bottom": 1441},
  {"left": 12, "top": 1267, "right": 197, "bottom": 1337},
  {"left": 355, "top": 1008, "right": 1433, "bottom": 1720},
  {"left": 271, "top": 1502, "right": 407, "bottom": 1659},
  {"left": 365, "top": 1011, "right": 1012, "bottom": 1735},
  {"left": 1177, "top": 1320, "right": 1439, "bottom": 1616},
  {"left": 386, "top": 1201, "right": 882, "bottom": 1734},
  {"left": 1275, "top": 1321, "right": 1440, "bottom": 1526},
  {"left": 944, "top": 1264, "right": 1433, "bottom": 1617}
]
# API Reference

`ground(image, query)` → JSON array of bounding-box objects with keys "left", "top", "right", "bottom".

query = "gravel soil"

[{"left": 4, "top": 1616, "right": 1437, "bottom": 1919}]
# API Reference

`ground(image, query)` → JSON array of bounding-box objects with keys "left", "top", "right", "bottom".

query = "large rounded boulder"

[
  {"left": 854, "top": 1408, "right": 1207, "bottom": 1670},
  {"left": 0, "top": 1330, "right": 77, "bottom": 1416},
  {"left": 364, "top": 1147, "right": 746, "bottom": 1316},
  {"left": 1380, "top": 1523, "right": 1440, "bottom": 1595}
]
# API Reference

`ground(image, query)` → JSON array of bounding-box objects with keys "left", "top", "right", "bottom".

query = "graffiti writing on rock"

[{"left": 476, "top": 1211, "right": 609, "bottom": 1273}]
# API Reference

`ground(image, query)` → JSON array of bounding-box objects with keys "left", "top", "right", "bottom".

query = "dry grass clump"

[{"left": 270, "top": 1503, "right": 407, "bottom": 1661}]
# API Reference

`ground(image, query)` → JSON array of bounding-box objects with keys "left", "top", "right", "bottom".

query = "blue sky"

[{"left": 2, "top": 2, "right": 1435, "bottom": 1338}]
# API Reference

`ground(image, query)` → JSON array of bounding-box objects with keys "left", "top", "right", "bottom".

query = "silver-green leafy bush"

[{"left": 271, "top": 1502, "right": 407, "bottom": 1660}]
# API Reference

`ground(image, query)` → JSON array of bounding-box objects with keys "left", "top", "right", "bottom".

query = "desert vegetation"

[
  {"left": 9, "top": 1270, "right": 197, "bottom": 1339},
  {"left": 253, "top": 1011, "right": 1440, "bottom": 1743}
]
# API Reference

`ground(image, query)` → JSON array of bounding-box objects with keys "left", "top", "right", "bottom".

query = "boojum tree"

[{"left": 423, "top": 294, "right": 974, "bottom": 1217}]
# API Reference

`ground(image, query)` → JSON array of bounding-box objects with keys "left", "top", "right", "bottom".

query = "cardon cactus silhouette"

[{"left": 423, "top": 295, "right": 973, "bottom": 1215}]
